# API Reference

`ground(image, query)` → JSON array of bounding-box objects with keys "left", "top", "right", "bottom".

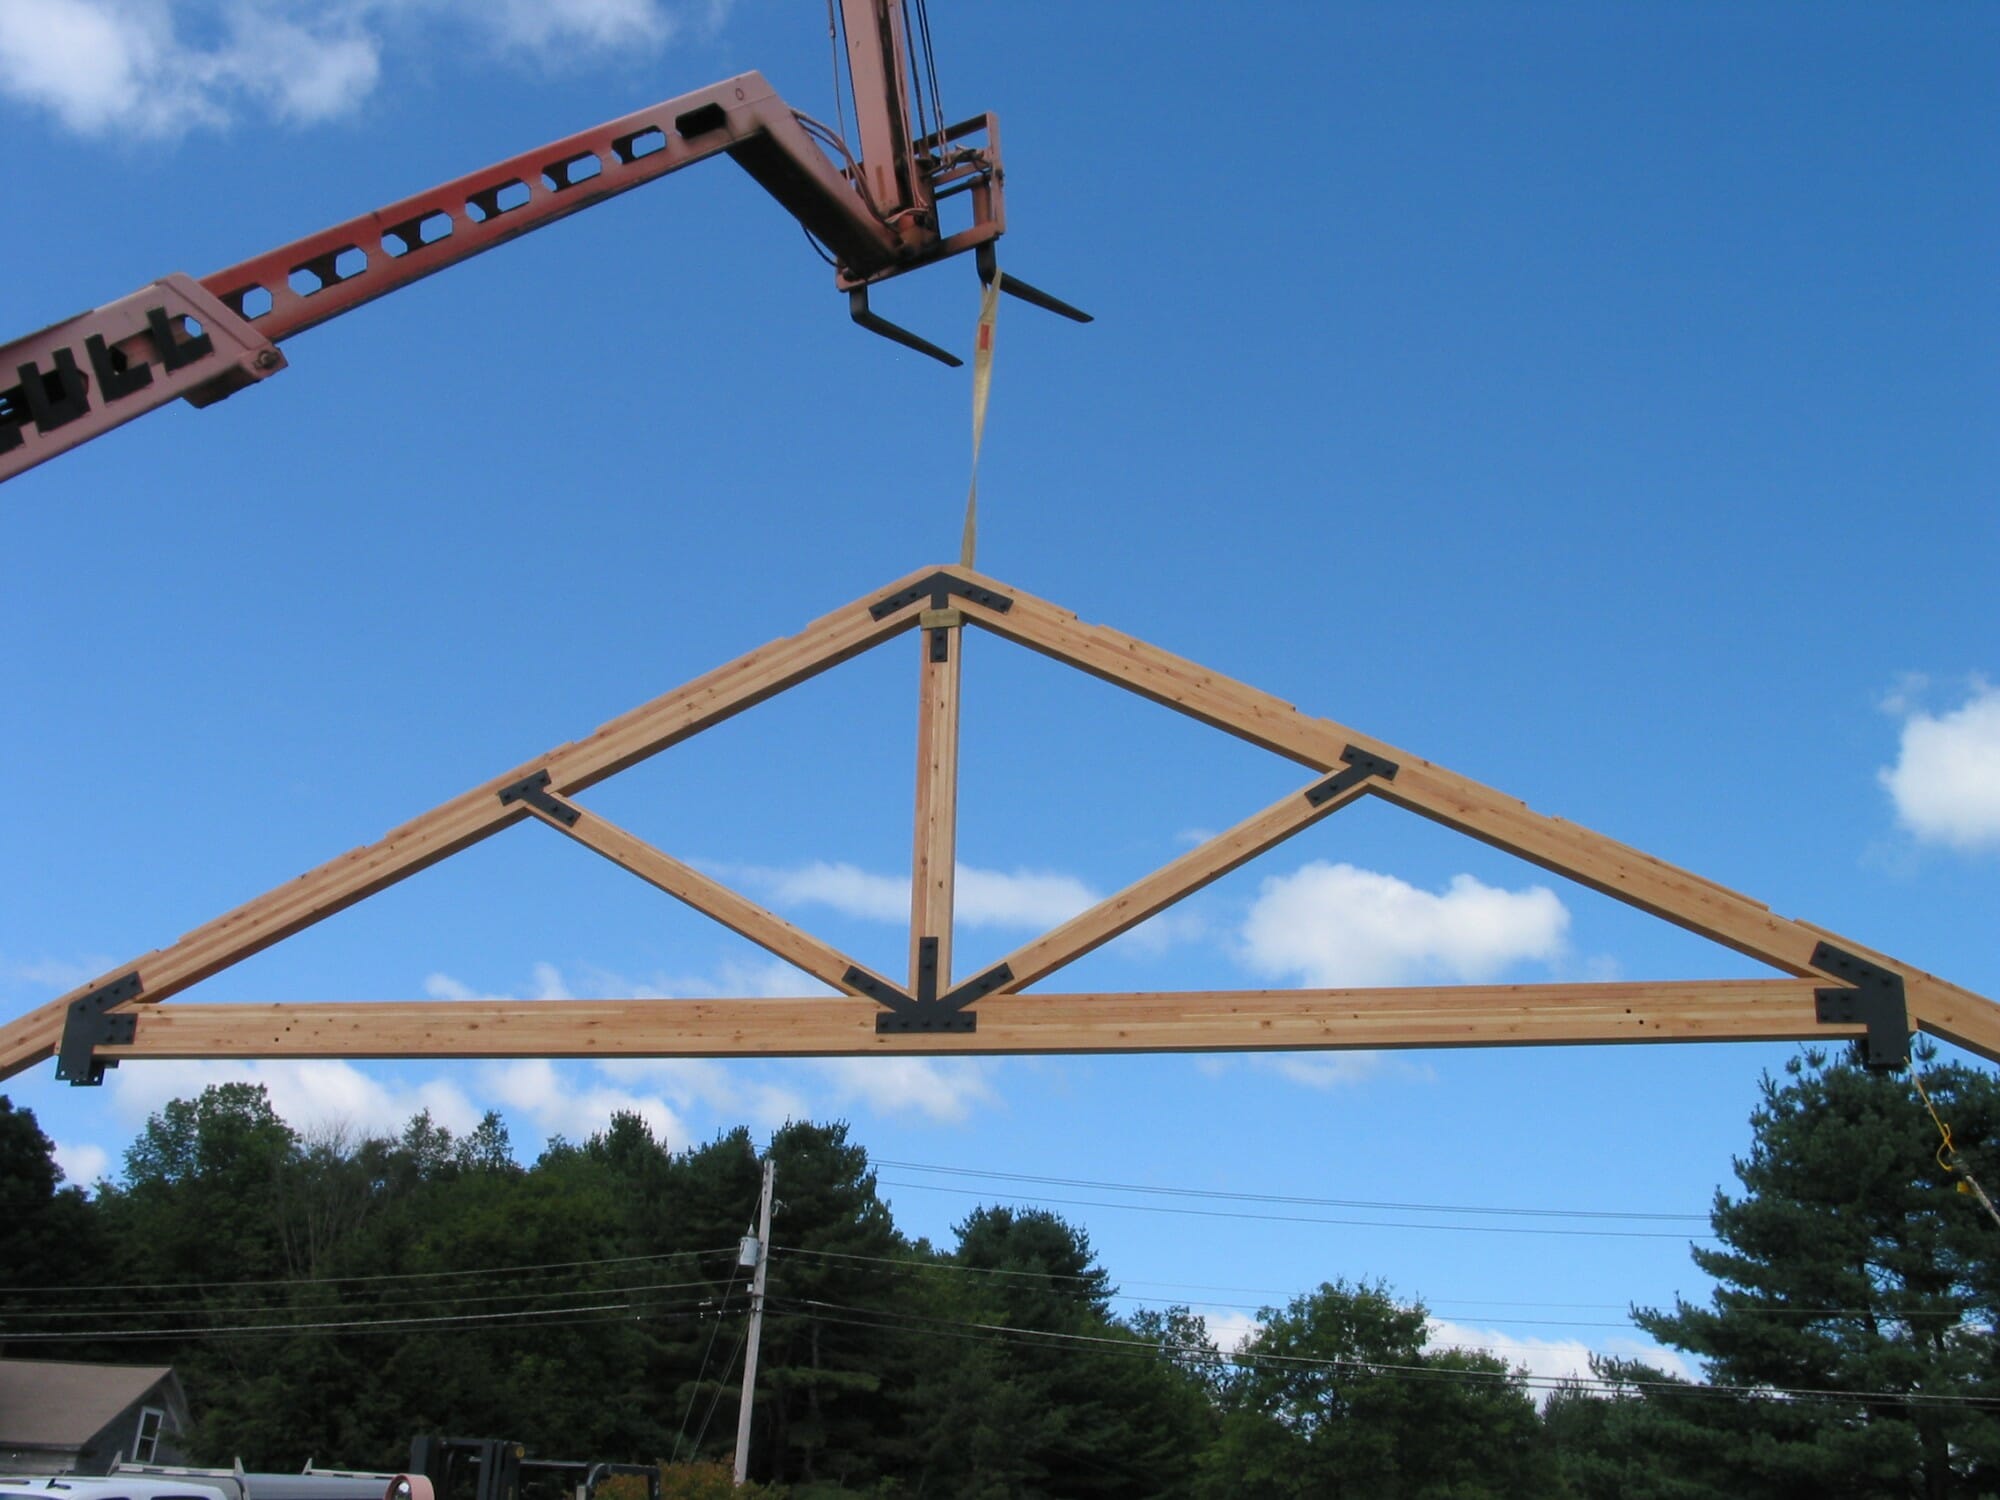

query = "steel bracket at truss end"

[
  {"left": 497, "top": 769, "right": 580, "bottom": 827},
  {"left": 1306, "top": 745, "right": 1402, "bottom": 806},
  {"left": 1811, "top": 942, "right": 1911, "bottom": 1071},
  {"left": 56, "top": 973, "right": 143, "bottom": 1086},
  {"left": 869, "top": 571, "right": 1014, "bottom": 621}
]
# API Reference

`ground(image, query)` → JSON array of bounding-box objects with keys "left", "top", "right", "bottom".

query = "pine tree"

[{"left": 1634, "top": 1048, "right": 2000, "bottom": 1498}]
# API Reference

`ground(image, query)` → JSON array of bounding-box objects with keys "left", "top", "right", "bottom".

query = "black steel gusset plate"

[
  {"left": 856, "top": 954, "right": 1009, "bottom": 1034},
  {"left": 1811, "top": 942, "right": 1911, "bottom": 1070},
  {"left": 875, "top": 1007, "right": 978, "bottom": 1035},
  {"left": 868, "top": 571, "right": 1014, "bottom": 621},
  {"left": 1306, "top": 745, "right": 1401, "bottom": 806},
  {"left": 497, "top": 768, "right": 580, "bottom": 827},
  {"left": 56, "top": 972, "right": 143, "bottom": 1086}
]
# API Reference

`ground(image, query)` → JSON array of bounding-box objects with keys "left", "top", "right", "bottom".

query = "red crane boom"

[{"left": 0, "top": 2, "right": 1085, "bottom": 486}]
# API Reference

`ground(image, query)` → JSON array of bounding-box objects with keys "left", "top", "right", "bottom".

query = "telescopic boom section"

[
  {"left": 0, "top": 4, "right": 1010, "bottom": 484},
  {"left": 839, "top": 0, "right": 934, "bottom": 240}
]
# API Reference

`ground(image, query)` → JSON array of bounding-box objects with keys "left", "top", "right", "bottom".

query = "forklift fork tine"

[
  {"left": 848, "top": 287, "right": 963, "bottom": 367},
  {"left": 973, "top": 244, "right": 1092, "bottom": 324},
  {"left": 994, "top": 271, "right": 1093, "bottom": 323}
]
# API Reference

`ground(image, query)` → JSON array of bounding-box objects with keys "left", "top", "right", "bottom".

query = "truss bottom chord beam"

[{"left": 93, "top": 980, "right": 1849, "bottom": 1060}]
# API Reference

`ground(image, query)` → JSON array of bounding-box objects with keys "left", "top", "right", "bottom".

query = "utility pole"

[{"left": 732, "top": 1155, "right": 775, "bottom": 1487}]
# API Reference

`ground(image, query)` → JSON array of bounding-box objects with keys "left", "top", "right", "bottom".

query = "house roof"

[{"left": 0, "top": 1361, "right": 177, "bottom": 1447}]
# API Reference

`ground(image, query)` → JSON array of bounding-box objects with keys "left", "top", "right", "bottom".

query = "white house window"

[{"left": 133, "top": 1406, "right": 165, "bottom": 1463}]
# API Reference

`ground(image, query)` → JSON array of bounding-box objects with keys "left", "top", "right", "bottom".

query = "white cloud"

[
  {"left": 813, "top": 1057, "right": 997, "bottom": 1124},
  {"left": 593, "top": 1056, "right": 808, "bottom": 1129},
  {"left": 1103, "top": 906, "right": 1211, "bottom": 958},
  {"left": 1195, "top": 1052, "right": 1434, "bottom": 1092},
  {"left": 425, "top": 957, "right": 827, "bottom": 1005},
  {"left": 1425, "top": 1317, "right": 1696, "bottom": 1404},
  {"left": 1260, "top": 1054, "right": 1390, "bottom": 1089},
  {"left": 1879, "top": 680, "right": 2000, "bottom": 852},
  {"left": 483, "top": 1057, "right": 687, "bottom": 1145},
  {"left": 955, "top": 866, "right": 1099, "bottom": 928},
  {"left": 527, "top": 961, "right": 573, "bottom": 1000},
  {"left": 423, "top": 971, "right": 480, "bottom": 1001},
  {"left": 0, "top": 0, "right": 727, "bottom": 140},
  {"left": 728, "top": 861, "right": 910, "bottom": 923},
  {"left": 1238, "top": 862, "right": 1569, "bottom": 987},
  {"left": 1202, "top": 1309, "right": 1261, "bottom": 1354},
  {"left": 478, "top": 0, "right": 687, "bottom": 50},
  {"left": 722, "top": 860, "right": 1100, "bottom": 931},
  {"left": 107, "top": 1058, "right": 481, "bottom": 1140},
  {"left": 52, "top": 1139, "right": 110, "bottom": 1188},
  {"left": 695, "top": 958, "right": 833, "bottom": 999}
]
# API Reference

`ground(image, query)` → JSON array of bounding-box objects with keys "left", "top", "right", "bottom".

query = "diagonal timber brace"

[
  {"left": 962, "top": 748, "right": 1401, "bottom": 1006},
  {"left": 500, "top": 769, "right": 904, "bottom": 1002}
]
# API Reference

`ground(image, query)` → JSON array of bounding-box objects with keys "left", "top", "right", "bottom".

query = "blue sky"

[{"left": 3, "top": 1, "right": 1997, "bottom": 1389}]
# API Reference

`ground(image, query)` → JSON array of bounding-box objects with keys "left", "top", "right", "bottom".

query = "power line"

[
  {"left": 769, "top": 1246, "right": 1985, "bottom": 1334},
  {"left": 0, "top": 1289, "right": 740, "bottom": 1343},
  {"left": 0, "top": 1256, "right": 745, "bottom": 1322},
  {"left": 776, "top": 1244, "right": 1639, "bottom": 1308},
  {"left": 766, "top": 1247, "right": 1647, "bottom": 1331},
  {"left": 872, "top": 1157, "right": 1708, "bottom": 1223},
  {"left": 875, "top": 1179, "right": 1714, "bottom": 1241},
  {"left": 767, "top": 1295, "right": 2000, "bottom": 1411},
  {"left": 0, "top": 1245, "right": 741, "bottom": 1297}
]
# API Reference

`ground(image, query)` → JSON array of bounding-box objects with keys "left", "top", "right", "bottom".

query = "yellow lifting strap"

[{"left": 960, "top": 268, "right": 1000, "bottom": 568}]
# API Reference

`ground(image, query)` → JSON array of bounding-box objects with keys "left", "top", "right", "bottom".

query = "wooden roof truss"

[{"left": 5, "top": 563, "right": 1995, "bottom": 1087}]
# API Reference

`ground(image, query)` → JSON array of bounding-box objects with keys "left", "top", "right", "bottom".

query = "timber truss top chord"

[{"left": 4, "top": 563, "right": 1994, "bottom": 1087}]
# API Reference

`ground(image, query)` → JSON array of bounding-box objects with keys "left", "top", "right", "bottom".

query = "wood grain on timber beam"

[
  {"left": 0, "top": 567, "right": 942, "bottom": 1082},
  {"left": 515, "top": 792, "right": 892, "bottom": 1000},
  {"left": 96, "top": 980, "right": 1853, "bottom": 1060},
  {"left": 909, "top": 618, "right": 964, "bottom": 992},
  {"left": 978, "top": 769, "right": 1382, "bottom": 997},
  {"left": 947, "top": 573, "right": 1997, "bottom": 1061}
]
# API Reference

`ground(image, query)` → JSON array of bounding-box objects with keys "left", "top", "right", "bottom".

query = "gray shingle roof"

[{"left": 0, "top": 1361, "right": 175, "bottom": 1447}]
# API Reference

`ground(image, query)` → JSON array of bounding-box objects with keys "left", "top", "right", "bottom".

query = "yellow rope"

[
  {"left": 1911, "top": 1067, "right": 1957, "bottom": 1174},
  {"left": 1911, "top": 1064, "right": 2000, "bottom": 1229}
]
